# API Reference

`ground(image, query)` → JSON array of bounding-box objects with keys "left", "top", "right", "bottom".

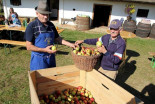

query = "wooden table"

[
  {"left": 106, "top": 30, "right": 136, "bottom": 39},
  {"left": 0, "top": 25, "right": 26, "bottom": 40},
  {"left": 0, "top": 25, "right": 26, "bottom": 32},
  {"left": 0, "top": 25, "right": 64, "bottom": 34},
  {"left": 0, "top": 25, "right": 64, "bottom": 40}
]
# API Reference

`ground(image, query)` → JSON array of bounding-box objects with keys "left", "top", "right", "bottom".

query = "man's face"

[
  {"left": 110, "top": 28, "right": 120, "bottom": 38},
  {"left": 36, "top": 12, "right": 49, "bottom": 23}
]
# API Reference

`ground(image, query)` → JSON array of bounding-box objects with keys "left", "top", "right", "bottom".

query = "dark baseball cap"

[{"left": 109, "top": 19, "right": 122, "bottom": 29}]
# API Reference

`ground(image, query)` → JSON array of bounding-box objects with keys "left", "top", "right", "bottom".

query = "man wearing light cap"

[
  {"left": 75, "top": 19, "right": 126, "bottom": 80},
  {"left": 25, "top": 1, "right": 77, "bottom": 71}
]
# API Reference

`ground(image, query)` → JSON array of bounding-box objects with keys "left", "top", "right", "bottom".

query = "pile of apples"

[
  {"left": 72, "top": 41, "right": 102, "bottom": 56},
  {"left": 39, "top": 86, "right": 97, "bottom": 104}
]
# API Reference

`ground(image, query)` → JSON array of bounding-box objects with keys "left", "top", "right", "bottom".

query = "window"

[
  {"left": 10, "top": 0, "right": 21, "bottom": 6},
  {"left": 136, "top": 9, "right": 149, "bottom": 18}
]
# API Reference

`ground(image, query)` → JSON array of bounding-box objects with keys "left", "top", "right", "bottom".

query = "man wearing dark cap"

[
  {"left": 75, "top": 19, "right": 126, "bottom": 80},
  {"left": 25, "top": 1, "right": 76, "bottom": 71}
]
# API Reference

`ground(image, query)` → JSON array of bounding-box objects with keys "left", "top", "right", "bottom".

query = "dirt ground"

[{"left": 51, "top": 20, "right": 109, "bottom": 34}]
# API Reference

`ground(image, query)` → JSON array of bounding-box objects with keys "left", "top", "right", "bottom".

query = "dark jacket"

[{"left": 84, "top": 34, "right": 126, "bottom": 71}]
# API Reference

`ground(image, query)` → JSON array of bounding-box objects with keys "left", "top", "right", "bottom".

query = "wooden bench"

[
  {"left": 0, "top": 39, "right": 26, "bottom": 54},
  {"left": 0, "top": 39, "right": 26, "bottom": 46},
  {"left": 61, "top": 18, "right": 74, "bottom": 24}
]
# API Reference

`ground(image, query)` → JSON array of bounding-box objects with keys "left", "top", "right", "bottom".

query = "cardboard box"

[{"left": 28, "top": 65, "right": 136, "bottom": 104}]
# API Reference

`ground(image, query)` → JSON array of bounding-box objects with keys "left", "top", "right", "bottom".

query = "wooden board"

[
  {"left": 0, "top": 39, "right": 26, "bottom": 46},
  {"left": 107, "top": 30, "right": 136, "bottom": 39},
  {"left": 0, "top": 25, "right": 26, "bottom": 32},
  {"left": 86, "top": 69, "right": 136, "bottom": 104},
  {"left": 32, "top": 65, "right": 80, "bottom": 95},
  {"left": 28, "top": 71, "right": 40, "bottom": 104}
]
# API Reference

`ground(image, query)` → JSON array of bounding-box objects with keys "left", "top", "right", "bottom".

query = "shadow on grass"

[
  {"left": 56, "top": 50, "right": 69, "bottom": 55},
  {"left": 115, "top": 49, "right": 155, "bottom": 104},
  {"left": 19, "top": 47, "right": 26, "bottom": 50},
  {"left": 116, "top": 49, "right": 140, "bottom": 82},
  {"left": 64, "top": 40, "right": 76, "bottom": 44},
  {"left": 115, "top": 81, "right": 155, "bottom": 104},
  {"left": 148, "top": 58, "right": 152, "bottom": 61}
]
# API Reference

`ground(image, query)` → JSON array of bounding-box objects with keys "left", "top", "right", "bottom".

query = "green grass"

[{"left": 0, "top": 29, "right": 155, "bottom": 104}]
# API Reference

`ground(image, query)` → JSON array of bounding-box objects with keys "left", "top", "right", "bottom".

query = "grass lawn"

[{"left": 0, "top": 29, "right": 155, "bottom": 104}]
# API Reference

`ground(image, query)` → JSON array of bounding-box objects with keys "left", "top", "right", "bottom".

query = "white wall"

[
  {"left": 3, "top": 0, "right": 38, "bottom": 18},
  {"left": 3, "top": 0, "right": 155, "bottom": 25},
  {"left": 59, "top": 0, "right": 155, "bottom": 25},
  {"left": 59, "top": 0, "right": 93, "bottom": 25}
]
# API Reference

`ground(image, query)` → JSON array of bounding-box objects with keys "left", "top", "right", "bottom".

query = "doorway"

[
  {"left": 92, "top": 4, "right": 112, "bottom": 27},
  {"left": 47, "top": 0, "right": 59, "bottom": 20}
]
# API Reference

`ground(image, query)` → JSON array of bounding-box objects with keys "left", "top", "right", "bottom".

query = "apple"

[
  {"left": 90, "top": 98, "right": 95, "bottom": 102},
  {"left": 69, "top": 95, "right": 73, "bottom": 99},
  {"left": 86, "top": 48, "right": 91, "bottom": 54},
  {"left": 94, "top": 48, "right": 98, "bottom": 52},
  {"left": 75, "top": 46, "right": 80, "bottom": 51},
  {"left": 71, "top": 100, "right": 74, "bottom": 103},
  {"left": 95, "top": 51, "right": 100, "bottom": 55},
  {"left": 80, "top": 92, "right": 85, "bottom": 96},
  {"left": 51, "top": 45, "right": 57, "bottom": 51},
  {"left": 87, "top": 91, "right": 91, "bottom": 95},
  {"left": 96, "top": 41, "right": 102, "bottom": 47},
  {"left": 83, "top": 100, "right": 87, "bottom": 104},
  {"left": 81, "top": 88, "right": 86, "bottom": 91},
  {"left": 77, "top": 86, "right": 83, "bottom": 90},
  {"left": 64, "top": 90, "right": 69, "bottom": 96},
  {"left": 86, "top": 52, "right": 91, "bottom": 56},
  {"left": 81, "top": 47, "right": 85, "bottom": 51},
  {"left": 80, "top": 96, "right": 85, "bottom": 101},
  {"left": 77, "top": 91, "right": 81, "bottom": 95},
  {"left": 55, "top": 99, "right": 59, "bottom": 103},
  {"left": 88, "top": 100, "right": 92, "bottom": 104},
  {"left": 57, "top": 96, "right": 61, "bottom": 101},
  {"left": 77, "top": 96, "right": 81, "bottom": 100},
  {"left": 89, "top": 94, "right": 93, "bottom": 98},
  {"left": 52, "top": 96, "right": 55, "bottom": 101},
  {"left": 84, "top": 54, "right": 89, "bottom": 56},
  {"left": 74, "top": 96, "right": 78, "bottom": 102},
  {"left": 61, "top": 95, "right": 66, "bottom": 100},
  {"left": 49, "top": 94, "right": 54, "bottom": 99},
  {"left": 73, "top": 50, "right": 78, "bottom": 54},
  {"left": 68, "top": 97, "right": 72, "bottom": 102},
  {"left": 71, "top": 90, "right": 76, "bottom": 96},
  {"left": 81, "top": 50, "right": 86, "bottom": 56},
  {"left": 77, "top": 52, "right": 82, "bottom": 55},
  {"left": 61, "top": 100, "right": 65, "bottom": 103},
  {"left": 55, "top": 90, "right": 61, "bottom": 96},
  {"left": 85, "top": 93, "right": 88, "bottom": 97},
  {"left": 40, "top": 100, "right": 45, "bottom": 104}
]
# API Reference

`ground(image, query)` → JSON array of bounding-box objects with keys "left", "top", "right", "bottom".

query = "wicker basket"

[{"left": 71, "top": 50, "right": 101, "bottom": 71}]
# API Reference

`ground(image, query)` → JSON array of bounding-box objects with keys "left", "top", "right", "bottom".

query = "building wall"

[
  {"left": 59, "top": 0, "right": 155, "bottom": 25},
  {"left": 2, "top": 0, "right": 155, "bottom": 25},
  {"left": 3, "top": 0, "right": 38, "bottom": 18}
]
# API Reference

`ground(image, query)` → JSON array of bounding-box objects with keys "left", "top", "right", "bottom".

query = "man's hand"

[
  {"left": 97, "top": 45, "right": 107, "bottom": 54},
  {"left": 75, "top": 40, "right": 84, "bottom": 45},
  {"left": 45, "top": 45, "right": 57, "bottom": 54},
  {"left": 69, "top": 43, "right": 78, "bottom": 49}
]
